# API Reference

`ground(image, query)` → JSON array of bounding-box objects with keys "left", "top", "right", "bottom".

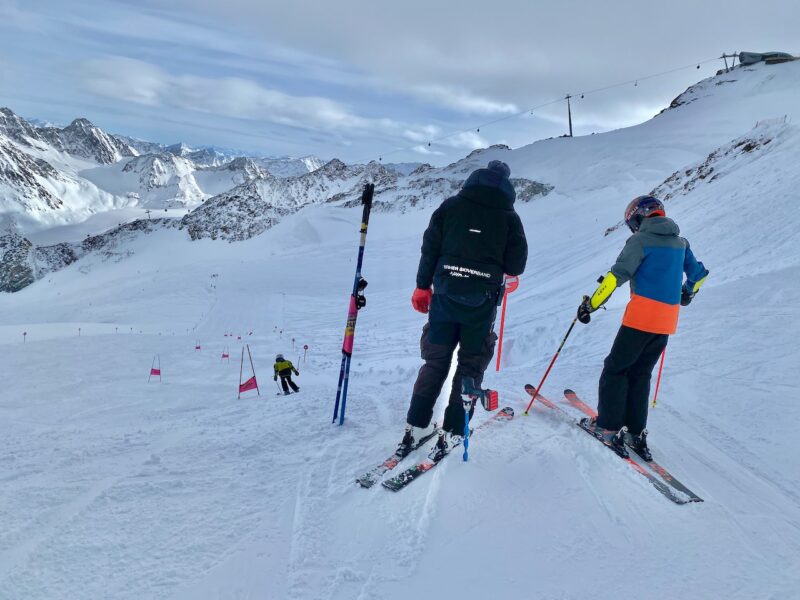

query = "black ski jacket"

[{"left": 416, "top": 166, "right": 527, "bottom": 305}]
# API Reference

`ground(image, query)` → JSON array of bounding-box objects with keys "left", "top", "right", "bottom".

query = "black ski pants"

[
  {"left": 280, "top": 374, "right": 299, "bottom": 393},
  {"left": 596, "top": 325, "right": 668, "bottom": 435},
  {"left": 406, "top": 295, "right": 497, "bottom": 434}
]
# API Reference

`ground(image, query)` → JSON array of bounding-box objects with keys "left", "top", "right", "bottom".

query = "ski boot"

[
  {"left": 627, "top": 429, "right": 653, "bottom": 462},
  {"left": 399, "top": 422, "right": 437, "bottom": 452},
  {"left": 580, "top": 417, "right": 629, "bottom": 459},
  {"left": 399, "top": 425, "right": 415, "bottom": 450},
  {"left": 431, "top": 429, "right": 463, "bottom": 459},
  {"left": 609, "top": 426, "right": 630, "bottom": 459}
]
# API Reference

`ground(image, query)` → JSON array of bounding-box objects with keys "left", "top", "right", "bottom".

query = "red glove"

[{"left": 411, "top": 288, "right": 433, "bottom": 313}]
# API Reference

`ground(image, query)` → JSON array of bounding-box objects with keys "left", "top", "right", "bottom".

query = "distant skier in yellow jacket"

[{"left": 274, "top": 354, "right": 300, "bottom": 395}]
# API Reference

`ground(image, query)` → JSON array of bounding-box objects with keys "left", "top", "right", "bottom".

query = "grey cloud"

[
  {"left": 131, "top": 0, "right": 799, "bottom": 122},
  {"left": 4, "top": 0, "right": 798, "bottom": 164},
  {"left": 80, "top": 56, "right": 484, "bottom": 151}
]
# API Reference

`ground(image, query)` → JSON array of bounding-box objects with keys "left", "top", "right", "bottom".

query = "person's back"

[
  {"left": 405, "top": 160, "right": 528, "bottom": 447},
  {"left": 416, "top": 160, "right": 527, "bottom": 307},
  {"left": 273, "top": 354, "right": 300, "bottom": 394},
  {"left": 610, "top": 215, "right": 705, "bottom": 335},
  {"left": 576, "top": 195, "right": 708, "bottom": 460},
  {"left": 274, "top": 358, "right": 294, "bottom": 376}
]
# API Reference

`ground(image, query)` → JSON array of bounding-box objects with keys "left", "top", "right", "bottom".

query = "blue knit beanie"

[
  {"left": 462, "top": 160, "right": 516, "bottom": 203},
  {"left": 487, "top": 160, "right": 511, "bottom": 179}
]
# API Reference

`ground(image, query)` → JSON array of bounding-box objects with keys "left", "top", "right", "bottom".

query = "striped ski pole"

[
  {"left": 332, "top": 183, "right": 374, "bottom": 425},
  {"left": 524, "top": 316, "right": 578, "bottom": 415}
]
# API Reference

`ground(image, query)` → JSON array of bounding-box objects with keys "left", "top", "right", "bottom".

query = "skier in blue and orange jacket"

[{"left": 577, "top": 195, "right": 708, "bottom": 460}]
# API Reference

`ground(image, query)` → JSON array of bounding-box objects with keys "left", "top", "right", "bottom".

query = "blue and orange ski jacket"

[{"left": 606, "top": 217, "right": 708, "bottom": 335}]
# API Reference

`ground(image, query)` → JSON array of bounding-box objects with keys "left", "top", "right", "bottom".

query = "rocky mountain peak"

[
  {"left": 166, "top": 142, "right": 192, "bottom": 156},
  {"left": 0, "top": 107, "right": 46, "bottom": 147},
  {"left": 0, "top": 224, "right": 35, "bottom": 292},
  {"left": 33, "top": 116, "right": 136, "bottom": 164},
  {"left": 318, "top": 158, "right": 348, "bottom": 175},
  {"left": 66, "top": 117, "right": 96, "bottom": 130}
]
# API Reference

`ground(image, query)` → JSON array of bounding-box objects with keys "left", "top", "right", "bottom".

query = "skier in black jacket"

[{"left": 402, "top": 160, "right": 527, "bottom": 451}]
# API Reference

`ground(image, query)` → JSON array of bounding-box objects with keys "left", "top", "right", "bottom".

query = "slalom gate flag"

[
  {"left": 239, "top": 376, "right": 258, "bottom": 393},
  {"left": 238, "top": 344, "right": 260, "bottom": 398},
  {"left": 505, "top": 275, "right": 520, "bottom": 294},
  {"left": 148, "top": 355, "right": 162, "bottom": 382}
]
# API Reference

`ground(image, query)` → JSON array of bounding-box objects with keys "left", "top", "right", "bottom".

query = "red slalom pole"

[
  {"left": 495, "top": 275, "right": 519, "bottom": 372},
  {"left": 495, "top": 293, "right": 509, "bottom": 371},
  {"left": 524, "top": 317, "right": 578, "bottom": 415},
  {"left": 651, "top": 348, "right": 666, "bottom": 408}
]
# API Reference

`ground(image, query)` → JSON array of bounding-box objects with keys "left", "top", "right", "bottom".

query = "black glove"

[
  {"left": 680, "top": 286, "right": 695, "bottom": 306},
  {"left": 273, "top": 375, "right": 278, "bottom": 381},
  {"left": 577, "top": 295, "right": 592, "bottom": 324},
  {"left": 294, "top": 369, "right": 299, "bottom": 376}
]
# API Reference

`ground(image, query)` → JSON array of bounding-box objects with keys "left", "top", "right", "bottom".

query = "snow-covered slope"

[
  {"left": 184, "top": 151, "right": 552, "bottom": 241},
  {"left": 80, "top": 153, "right": 204, "bottom": 209},
  {"left": 0, "top": 135, "right": 125, "bottom": 230},
  {"left": 1, "top": 61, "right": 800, "bottom": 599}
]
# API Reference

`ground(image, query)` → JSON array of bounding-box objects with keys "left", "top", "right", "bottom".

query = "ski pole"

[
  {"left": 651, "top": 348, "right": 666, "bottom": 408},
  {"left": 524, "top": 316, "right": 578, "bottom": 415},
  {"left": 461, "top": 377, "right": 477, "bottom": 462},
  {"left": 463, "top": 399, "right": 471, "bottom": 462}
]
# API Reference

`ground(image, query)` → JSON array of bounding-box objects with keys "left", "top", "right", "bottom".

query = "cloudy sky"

[{"left": 0, "top": 0, "right": 796, "bottom": 164}]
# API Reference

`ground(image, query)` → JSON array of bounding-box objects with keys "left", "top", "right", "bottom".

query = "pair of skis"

[
  {"left": 356, "top": 407, "right": 514, "bottom": 491},
  {"left": 526, "top": 385, "right": 702, "bottom": 504}
]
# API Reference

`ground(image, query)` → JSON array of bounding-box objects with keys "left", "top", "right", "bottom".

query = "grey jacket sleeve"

[{"left": 609, "top": 235, "right": 644, "bottom": 286}]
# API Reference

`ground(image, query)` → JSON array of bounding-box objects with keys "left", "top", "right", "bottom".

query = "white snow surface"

[{"left": 1, "top": 62, "right": 800, "bottom": 599}]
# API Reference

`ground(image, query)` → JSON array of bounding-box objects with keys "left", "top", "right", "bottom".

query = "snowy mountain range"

[
  {"left": 0, "top": 107, "right": 550, "bottom": 287},
  {"left": 0, "top": 108, "right": 331, "bottom": 229},
  {"left": 1, "top": 60, "right": 797, "bottom": 294},
  {"left": 1, "top": 58, "right": 800, "bottom": 600}
]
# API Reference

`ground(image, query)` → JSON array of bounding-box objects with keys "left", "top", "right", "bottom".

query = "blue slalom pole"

[
  {"left": 463, "top": 401, "right": 470, "bottom": 462},
  {"left": 461, "top": 376, "right": 478, "bottom": 462}
]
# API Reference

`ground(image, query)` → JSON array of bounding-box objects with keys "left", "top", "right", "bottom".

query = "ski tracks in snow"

[{"left": 281, "top": 375, "right": 449, "bottom": 600}]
